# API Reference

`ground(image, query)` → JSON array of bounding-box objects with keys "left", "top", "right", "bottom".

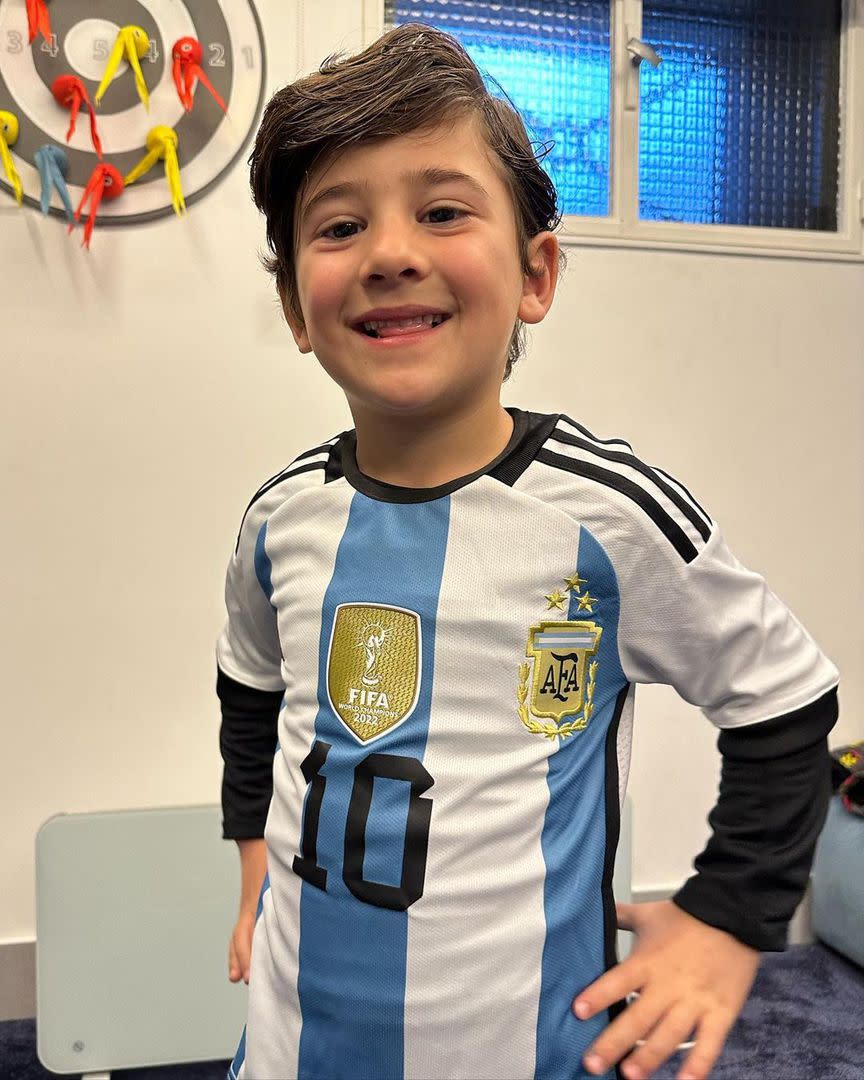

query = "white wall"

[{"left": 2, "top": 0, "right": 861, "bottom": 944}]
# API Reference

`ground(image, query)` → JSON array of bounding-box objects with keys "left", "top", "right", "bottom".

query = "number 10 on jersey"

[{"left": 293, "top": 740, "right": 434, "bottom": 911}]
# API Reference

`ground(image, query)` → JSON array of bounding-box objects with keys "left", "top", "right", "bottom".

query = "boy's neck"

[{"left": 350, "top": 399, "right": 515, "bottom": 490}]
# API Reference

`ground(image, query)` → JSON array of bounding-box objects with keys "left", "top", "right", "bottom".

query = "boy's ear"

[
  {"left": 518, "top": 231, "right": 560, "bottom": 326},
  {"left": 278, "top": 286, "right": 313, "bottom": 354}
]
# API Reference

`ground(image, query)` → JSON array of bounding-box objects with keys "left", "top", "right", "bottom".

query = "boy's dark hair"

[{"left": 249, "top": 22, "right": 567, "bottom": 381}]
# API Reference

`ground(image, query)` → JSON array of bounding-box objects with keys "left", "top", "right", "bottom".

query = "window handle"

[{"left": 625, "top": 30, "right": 662, "bottom": 111}]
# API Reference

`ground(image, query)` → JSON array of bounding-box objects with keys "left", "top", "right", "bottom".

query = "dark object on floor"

[
  {"left": 2, "top": 943, "right": 862, "bottom": 1079},
  {"left": 830, "top": 741, "right": 864, "bottom": 816}
]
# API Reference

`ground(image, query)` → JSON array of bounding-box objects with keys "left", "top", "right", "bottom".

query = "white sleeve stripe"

[{"left": 549, "top": 427, "right": 713, "bottom": 539}]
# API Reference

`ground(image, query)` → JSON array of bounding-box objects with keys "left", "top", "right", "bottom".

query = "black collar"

[{"left": 336, "top": 407, "right": 559, "bottom": 503}]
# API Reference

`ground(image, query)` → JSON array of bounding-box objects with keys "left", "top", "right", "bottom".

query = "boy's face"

[{"left": 285, "top": 114, "right": 559, "bottom": 421}]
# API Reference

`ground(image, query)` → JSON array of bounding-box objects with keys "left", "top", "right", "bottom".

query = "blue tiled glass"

[
  {"left": 384, "top": 2, "right": 611, "bottom": 218},
  {"left": 639, "top": 1, "right": 840, "bottom": 229}
]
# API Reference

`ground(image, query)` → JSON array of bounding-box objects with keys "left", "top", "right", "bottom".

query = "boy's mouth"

[{"left": 354, "top": 313, "right": 452, "bottom": 339}]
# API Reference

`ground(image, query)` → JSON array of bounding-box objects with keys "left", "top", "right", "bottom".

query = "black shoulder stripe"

[
  {"left": 650, "top": 465, "right": 713, "bottom": 528},
  {"left": 293, "top": 441, "right": 340, "bottom": 465},
  {"left": 550, "top": 428, "right": 711, "bottom": 542},
  {"left": 234, "top": 460, "right": 326, "bottom": 554},
  {"left": 558, "top": 413, "right": 634, "bottom": 449},
  {"left": 250, "top": 459, "right": 327, "bottom": 507},
  {"left": 536, "top": 448, "right": 700, "bottom": 563},
  {"left": 558, "top": 417, "right": 713, "bottom": 531},
  {"left": 248, "top": 440, "right": 339, "bottom": 504}
]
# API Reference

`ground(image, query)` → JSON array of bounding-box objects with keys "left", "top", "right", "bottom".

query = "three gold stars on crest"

[{"left": 545, "top": 572, "right": 597, "bottom": 613}]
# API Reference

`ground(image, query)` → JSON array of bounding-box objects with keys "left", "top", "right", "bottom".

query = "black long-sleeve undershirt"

[
  {"left": 218, "top": 667, "right": 282, "bottom": 840},
  {"left": 218, "top": 665, "right": 838, "bottom": 951},
  {"left": 672, "top": 685, "right": 838, "bottom": 950}
]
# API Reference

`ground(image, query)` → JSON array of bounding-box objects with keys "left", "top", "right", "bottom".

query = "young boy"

[{"left": 217, "top": 22, "right": 840, "bottom": 1080}]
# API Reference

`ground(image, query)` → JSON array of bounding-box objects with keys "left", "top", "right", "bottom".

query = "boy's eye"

[
  {"left": 426, "top": 206, "right": 463, "bottom": 224},
  {"left": 318, "top": 206, "right": 464, "bottom": 240},
  {"left": 321, "top": 221, "right": 360, "bottom": 240}
]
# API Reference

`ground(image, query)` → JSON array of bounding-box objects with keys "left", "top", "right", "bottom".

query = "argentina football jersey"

[{"left": 218, "top": 408, "right": 839, "bottom": 1080}]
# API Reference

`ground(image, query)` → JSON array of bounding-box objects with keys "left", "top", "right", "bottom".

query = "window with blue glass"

[
  {"left": 383, "top": 0, "right": 842, "bottom": 233},
  {"left": 640, "top": 1, "right": 841, "bottom": 229}
]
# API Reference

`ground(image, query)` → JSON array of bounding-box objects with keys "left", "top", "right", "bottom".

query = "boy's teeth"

[{"left": 362, "top": 314, "right": 445, "bottom": 332}]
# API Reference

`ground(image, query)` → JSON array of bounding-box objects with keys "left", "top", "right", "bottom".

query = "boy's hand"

[
  {"left": 230, "top": 837, "right": 267, "bottom": 984},
  {"left": 228, "top": 909, "right": 257, "bottom": 984},
  {"left": 573, "top": 900, "right": 759, "bottom": 1080}
]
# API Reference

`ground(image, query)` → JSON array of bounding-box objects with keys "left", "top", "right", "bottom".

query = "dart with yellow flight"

[
  {"left": 94, "top": 26, "right": 151, "bottom": 110},
  {"left": 124, "top": 126, "right": 186, "bottom": 217},
  {"left": 0, "top": 110, "right": 23, "bottom": 205}
]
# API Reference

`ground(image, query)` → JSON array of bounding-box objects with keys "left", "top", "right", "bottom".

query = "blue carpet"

[
  {"left": 654, "top": 942, "right": 864, "bottom": 1079},
  {"left": 2, "top": 944, "right": 862, "bottom": 1079}
]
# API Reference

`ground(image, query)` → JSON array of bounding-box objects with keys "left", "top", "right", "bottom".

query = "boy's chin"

[
  {"left": 358, "top": 393, "right": 448, "bottom": 418},
  {"left": 349, "top": 384, "right": 473, "bottom": 421},
  {"left": 348, "top": 380, "right": 468, "bottom": 420}
]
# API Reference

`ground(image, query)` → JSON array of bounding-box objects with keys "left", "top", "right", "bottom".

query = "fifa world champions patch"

[
  {"left": 327, "top": 603, "right": 421, "bottom": 744},
  {"left": 518, "top": 572, "right": 602, "bottom": 740}
]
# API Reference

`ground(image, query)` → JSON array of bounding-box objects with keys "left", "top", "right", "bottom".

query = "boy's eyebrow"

[{"left": 301, "top": 167, "right": 491, "bottom": 221}]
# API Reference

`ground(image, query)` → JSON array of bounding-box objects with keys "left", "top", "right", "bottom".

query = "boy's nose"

[
  {"left": 359, "top": 220, "right": 432, "bottom": 278},
  {"left": 361, "top": 242, "right": 429, "bottom": 283}
]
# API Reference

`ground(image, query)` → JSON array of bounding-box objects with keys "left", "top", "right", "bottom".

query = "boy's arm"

[
  {"left": 609, "top": 507, "right": 840, "bottom": 952},
  {"left": 230, "top": 838, "right": 268, "bottom": 984},
  {"left": 217, "top": 666, "right": 282, "bottom": 841},
  {"left": 575, "top": 687, "right": 839, "bottom": 1080},
  {"left": 218, "top": 667, "right": 281, "bottom": 983},
  {"left": 571, "top": 477, "right": 839, "bottom": 1076},
  {"left": 216, "top": 484, "right": 295, "bottom": 980},
  {"left": 673, "top": 685, "right": 838, "bottom": 950}
]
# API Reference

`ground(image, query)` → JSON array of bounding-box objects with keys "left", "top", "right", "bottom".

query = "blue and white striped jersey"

[{"left": 218, "top": 408, "right": 838, "bottom": 1080}]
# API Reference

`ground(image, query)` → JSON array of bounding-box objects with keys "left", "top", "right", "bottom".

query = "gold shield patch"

[
  {"left": 518, "top": 621, "right": 602, "bottom": 739},
  {"left": 327, "top": 603, "right": 421, "bottom": 744}
]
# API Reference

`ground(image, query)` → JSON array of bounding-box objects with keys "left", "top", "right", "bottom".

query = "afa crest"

[
  {"left": 518, "top": 621, "right": 602, "bottom": 740},
  {"left": 327, "top": 603, "right": 421, "bottom": 744}
]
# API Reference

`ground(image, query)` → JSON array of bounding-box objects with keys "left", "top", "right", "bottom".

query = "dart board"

[{"left": 0, "top": 0, "right": 266, "bottom": 222}]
